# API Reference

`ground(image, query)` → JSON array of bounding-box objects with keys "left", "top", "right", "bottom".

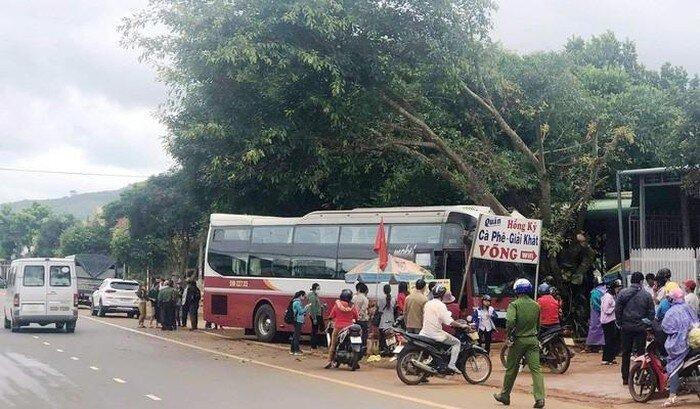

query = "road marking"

[
  {"left": 112, "top": 377, "right": 127, "bottom": 384},
  {"left": 145, "top": 394, "right": 162, "bottom": 401},
  {"left": 32, "top": 336, "right": 39, "bottom": 339},
  {"left": 89, "top": 366, "right": 99, "bottom": 371},
  {"left": 42, "top": 341, "right": 50, "bottom": 346},
  {"left": 70, "top": 356, "right": 79, "bottom": 361},
  {"left": 56, "top": 349, "right": 64, "bottom": 353},
  {"left": 83, "top": 316, "right": 459, "bottom": 409}
]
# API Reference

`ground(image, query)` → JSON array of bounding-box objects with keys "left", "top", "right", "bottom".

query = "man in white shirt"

[{"left": 420, "top": 284, "right": 468, "bottom": 372}]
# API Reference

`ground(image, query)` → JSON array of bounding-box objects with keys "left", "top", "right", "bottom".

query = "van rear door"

[
  {"left": 47, "top": 264, "right": 74, "bottom": 316},
  {"left": 20, "top": 263, "right": 47, "bottom": 316}
]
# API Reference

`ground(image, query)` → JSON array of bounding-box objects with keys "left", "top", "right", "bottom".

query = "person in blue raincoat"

[{"left": 661, "top": 288, "right": 699, "bottom": 407}]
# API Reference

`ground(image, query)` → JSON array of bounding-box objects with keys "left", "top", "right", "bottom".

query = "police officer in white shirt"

[{"left": 420, "top": 284, "right": 468, "bottom": 372}]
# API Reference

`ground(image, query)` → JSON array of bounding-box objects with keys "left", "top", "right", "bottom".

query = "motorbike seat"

[{"left": 404, "top": 332, "right": 450, "bottom": 348}]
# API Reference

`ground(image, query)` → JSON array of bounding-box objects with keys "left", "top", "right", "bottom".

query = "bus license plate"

[
  {"left": 393, "top": 345, "right": 403, "bottom": 354},
  {"left": 350, "top": 336, "right": 362, "bottom": 344},
  {"left": 564, "top": 337, "right": 575, "bottom": 346}
]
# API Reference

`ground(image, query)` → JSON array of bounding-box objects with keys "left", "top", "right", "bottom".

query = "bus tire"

[{"left": 254, "top": 303, "right": 276, "bottom": 342}]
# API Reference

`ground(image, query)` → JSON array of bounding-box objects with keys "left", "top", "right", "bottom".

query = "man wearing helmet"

[
  {"left": 537, "top": 283, "right": 561, "bottom": 333},
  {"left": 419, "top": 284, "right": 468, "bottom": 373},
  {"left": 494, "top": 278, "right": 545, "bottom": 408}
]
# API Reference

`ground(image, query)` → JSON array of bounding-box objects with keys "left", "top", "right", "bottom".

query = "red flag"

[{"left": 373, "top": 218, "right": 388, "bottom": 271}]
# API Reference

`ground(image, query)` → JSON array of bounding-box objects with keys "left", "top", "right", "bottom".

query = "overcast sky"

[{"left": 1, "top": 0, "right": 698, "bottom": 204}]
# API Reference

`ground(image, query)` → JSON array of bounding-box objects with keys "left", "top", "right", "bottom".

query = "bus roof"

[{"left": 210, "top": 205, "right": 492, "bottom": 226}]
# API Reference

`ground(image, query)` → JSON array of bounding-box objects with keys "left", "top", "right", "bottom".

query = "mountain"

[{"left": 4, "top": 189, "right": 125, "bottom": 220}]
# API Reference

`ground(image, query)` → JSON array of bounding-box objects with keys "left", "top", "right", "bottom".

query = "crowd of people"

[
  {"left": 593, "top": 268, "right": 699, "bottom": 407},
  {"left": 136, "top": 276, "right": 201, "bottom": 331}
]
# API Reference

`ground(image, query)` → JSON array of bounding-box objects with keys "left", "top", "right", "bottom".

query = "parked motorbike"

[
  {"left": 629, "top": 319, "right": 700, "bottom": 402},
  {"left": 327, "top": 323, "right": 363, "bottom": 371},
  {"left": 499, "top": 325, "right": 572, "bottom": 374},
  {"left": 395, "top": 320, "right": 492, "bottom": 385}
]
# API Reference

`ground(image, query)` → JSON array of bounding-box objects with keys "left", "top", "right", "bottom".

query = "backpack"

[{"left": 284, "top": 298, "right": 296, "bottom": 325}]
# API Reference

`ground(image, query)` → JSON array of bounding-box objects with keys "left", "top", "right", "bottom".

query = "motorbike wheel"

[
  {"left": 396, "top": 348, "right": 429, "bottom": 385},
  {"left": 349, "top": 351, "right": 360, "bottom": 371},
  {"left": 460, "top": 350, "right": 492, "bottom": 384},
  {"left": 547, "top": 339, "right": 571, "bottom": 374},
  {"left": 628, "top": 362, "right": 657, "bottom": 403},
  {"left": 499, "top": 344, "right": 509, "bottom": 367}
]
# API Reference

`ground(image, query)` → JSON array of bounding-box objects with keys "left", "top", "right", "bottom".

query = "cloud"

[
  {"left": 493, "top": 0, "right": 700, "bottom": 75},
  {"left": 0, "top": 0, "right": 171, "bottom": 203}
]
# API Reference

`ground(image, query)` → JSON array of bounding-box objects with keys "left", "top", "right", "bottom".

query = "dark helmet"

[
  {"left": 537, "top": 283, "right": 551, "bottom": 296},
  {"left": 432, "top": 284, "right": 447, "bottom": 300},
  {"left": 482, "top": 294, "right": 492, "bottom": 301},
  {"left": 415, "top": 278, "right": 426, "bottom": 290},
  {"left": 339, "top": 289, "right": 353, "bottom": 302}
]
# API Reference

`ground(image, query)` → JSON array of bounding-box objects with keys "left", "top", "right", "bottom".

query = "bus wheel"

[{"left": 254, "top": 304, "right": 276, "bottom": 342}]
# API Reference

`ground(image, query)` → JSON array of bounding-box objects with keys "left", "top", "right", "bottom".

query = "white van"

[{"left": 3, "top": 258, "right": 78, "bottom": 333}]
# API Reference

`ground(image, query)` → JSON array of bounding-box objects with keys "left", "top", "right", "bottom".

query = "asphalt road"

[{"left": 0, "top": 315, "right": 431, "bottom": 409}]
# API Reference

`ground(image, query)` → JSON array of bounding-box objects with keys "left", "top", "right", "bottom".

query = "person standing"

[
  {"left": 684, "top": 280, "right": 699, "bottom": 316},
  {"left": 307, "top": 283, "right": 324, "bottom": 349},
  {"left": 586, "top": 280, "right": 606, "bottom": 352},
  {"left": 184, "top": 279, "right": 201, "bottom": 330},
  {"left": 643, "top": 273, "right": 656, "bottom": 298},
  {"left": 396, "top": 281, "right": 409, "bottom": 316},
  {"left": 494, "top": 279, "right": 545, "bottom": 408},
  {"left": 174, "top": 282, "right": 183, "bottom": 328},
  {"left": 375, "top": 284, "right": 396, "bottom": 356},
  {"left": 352, "top": 282, "right": 370, "bottom": 348},
  {"left": 148, "top": 281, "right": 159, "bottom": 328},
  {"left": 615, "top": 271, "right": 655, "bottom": 385},
  {"left": 600, "top": 279, "right": 622, "bottom": 365},
  {"left": 290, "top": 290, "right": 308, "bottom": 356},
  {"left": 158, "top": 280, "right": 176, "bottom": 330},
  {"left": 661, "top": 288, "right": 698, "bottom": 406},
  {"left": 475, "top": 295, "right": 495, "bottom": 353},
  {"left": 136, "top": 284, "right": 148, "bottom": 328},
  {"left": 404, "top": 279, "right": 428, "bottom": 334}
]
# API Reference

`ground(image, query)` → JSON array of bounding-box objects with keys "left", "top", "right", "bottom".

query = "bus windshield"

[{"left": 471, "top": 259, "right": 536, "bottom": 297}]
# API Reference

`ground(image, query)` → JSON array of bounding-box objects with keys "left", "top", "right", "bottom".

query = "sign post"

[{"left": 468, "top": 214, "right": 542, "bottom": 298}]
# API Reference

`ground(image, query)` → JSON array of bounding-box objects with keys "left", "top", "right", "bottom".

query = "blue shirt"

[
  {"left": 657, "top": 298, "right": 671, "bottom": 321},
  {"left": 292, "top": 298, "right": 307, "bottom": 324}
]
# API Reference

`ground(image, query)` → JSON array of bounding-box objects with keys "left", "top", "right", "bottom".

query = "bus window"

[
  {"left": 212, "top": 227, "right": 251, "bottom": 242},
  {"left": 294, "top": 226, "right": 340, "bottom": 244},
  {"left": 470, "top": 259, "right": 535, "bottom": 297},
  {"left": 390, "top": 225, "right": 441, "bottom": 244},
  {"left": 252, "top": 226, "right": 293, "bottom": 244},
  {"left": 337, "top": 259, "right": 364, "bottom": 279},
  {"left": 291, "top": 258, "right": 337, "bottom": 279},
  {"left": 207, "top": 252, "right": 248, "bottom": 276},
  {"left": 442, "top": 223, "right": 466, "bottom": 248},
  {"left": 340, "top": 225, "right": 384, "bottom": 244},
  {"left": 249, "top": 255, "right": 291, "bottom": 277}
]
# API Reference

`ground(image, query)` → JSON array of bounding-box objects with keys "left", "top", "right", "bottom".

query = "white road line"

[
  {"left": 82, "top": 316, "right": 459, "bottom": 409},
  {"left": 42, "top": 341, "right": 50, "bottom": 346},
  {"left": 32, "top": 336, "right": 39, "bottom": 339},
  {"left": 145, "top": 394, "right": 162, "bottom": 401},
  {"left": 89, "top": 366, "right": 99, "bottom": 371},
  {"left": 112, "top": 377, "right": 127, "bottom": 384},
  {"left": 70, "top": 356, "right": 79, "bottom": 361},
  {"left": 56, "top": 349, "right": 64, "bottom": 353}
]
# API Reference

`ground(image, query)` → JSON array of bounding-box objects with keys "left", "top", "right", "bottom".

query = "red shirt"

[
  {"left": 397, "top": 292, "right": 407, "bottom": 315},
  {"left": 329, "top": 301, "right": 359, "bottom": 330},
  {"left": 538, "top": 294, "right": 561, "bottom": 325}
]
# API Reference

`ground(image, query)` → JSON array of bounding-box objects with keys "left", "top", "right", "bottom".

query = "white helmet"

[{"left": 513, "top": 278, "right": 533, "bottom": 295}]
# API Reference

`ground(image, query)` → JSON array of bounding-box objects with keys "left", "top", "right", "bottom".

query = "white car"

[{"left": 91, "top": 278, "right": 140, "bottom": 318}]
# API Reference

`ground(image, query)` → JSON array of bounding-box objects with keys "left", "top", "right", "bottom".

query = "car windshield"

[
  {"left": 471, "top": 259, "right": 535, "bottom": 297},
  {"left": 110, "top": 281, "right": 139, "bottom": 291}
]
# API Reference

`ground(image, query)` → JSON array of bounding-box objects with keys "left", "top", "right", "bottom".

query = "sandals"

[{"left": 662, "top": 395, "right": 678, "bottom": 407}]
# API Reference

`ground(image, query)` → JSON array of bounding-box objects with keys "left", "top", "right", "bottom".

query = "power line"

[{"left": 0, "top": 166, "right": 150, "bottom": 178}]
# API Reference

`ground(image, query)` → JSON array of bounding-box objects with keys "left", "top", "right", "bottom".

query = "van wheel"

[
  {"left": 66, "top": 322, "right": 76, "bottom": 333},
  {"left": 10, "top": 319, "right": 20, "bottom": 333},
  {"left": 4, "top": 316, "right": 10, "bottom": 329},
  {"left": 55, "top": 322, "right": 65, "bottom": 330},
  {"left": 253, "top": 304, "right": 276, "bottom": 342},
  {"left": 91, "top": 306, "right": 97, "bottom": 316}
]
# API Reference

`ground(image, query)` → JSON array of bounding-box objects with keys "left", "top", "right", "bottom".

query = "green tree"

[
  {"left": 58, "top": 224, "right": 111, "bottom": 256},
  {"left": 33, "top": 213, "right": 77, "bottom": 257}
]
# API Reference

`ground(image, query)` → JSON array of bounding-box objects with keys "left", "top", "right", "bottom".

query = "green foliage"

[
  {"left": 33, "top": 213, "right": 77, "bottom": 257},
  {"left": 0, "top": 203, "right": 73, "bottom": 259},
  {"left": 58, "top": 224, "right": 111, "bottom": 256}
]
